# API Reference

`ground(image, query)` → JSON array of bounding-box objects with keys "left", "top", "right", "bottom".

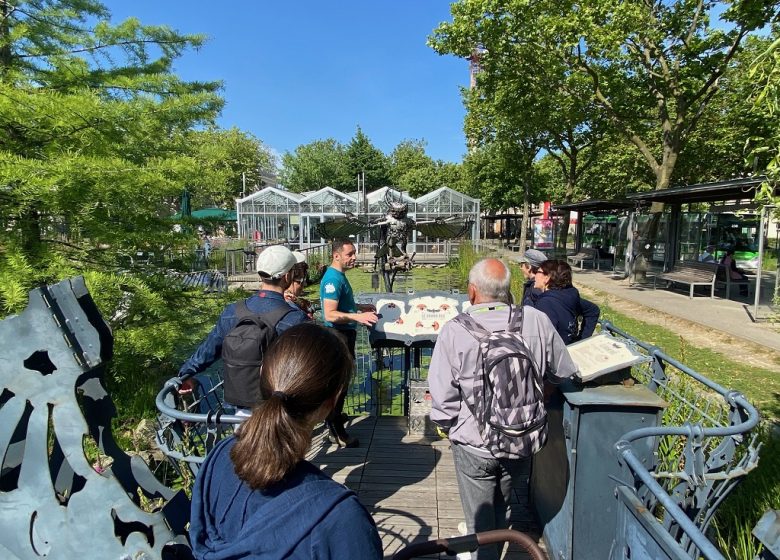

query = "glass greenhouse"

[{"left": 235, "top": 186, "right": 481, "bottom": 253}]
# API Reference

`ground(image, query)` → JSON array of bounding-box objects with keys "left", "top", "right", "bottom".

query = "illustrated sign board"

[
  {"left": 533, "top": 218, "right": 554, "bottom": 249},
  {"left": 567, "top": 333, "right": 649, "bottom": 383},
  {"left": 356, "top": 290, "right": 471, "bottom": 346}
]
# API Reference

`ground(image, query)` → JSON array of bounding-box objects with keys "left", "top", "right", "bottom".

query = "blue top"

[
  {"left": 190, "top": 437, "right": 383, "bottom": 560},
  {"left": 531, "top": 287, "right": 600, "bottom": 344},
  {"left": 319, "top": 267, "right": 356, "bottom": 330},
  {"left": 178, "top": 290, "right": 309, "bottom": 377}
]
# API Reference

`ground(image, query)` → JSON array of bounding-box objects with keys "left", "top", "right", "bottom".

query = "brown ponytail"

[{"left": 230, "top": 323, "right": 352, "bottom": 489}]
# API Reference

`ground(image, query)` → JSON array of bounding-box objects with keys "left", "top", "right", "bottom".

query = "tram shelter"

[
  {"left": 551, "top": 199, "right": 635, "bottom": 272},
  {"left": 626, "top": 176, "right": 778, "bottom": 317}
]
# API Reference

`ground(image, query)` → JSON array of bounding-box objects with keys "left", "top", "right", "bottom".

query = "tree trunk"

[
  {"left": 519, "top": 176, "right": 531, "bottom": 253},
  {"left": 0, "top": 1, "right": 11, "bottom": 79},
  {"left": 20, "top": 208, "right": 42, "bottom": 257},
  {"left": 635, "top": 151, "right": 677, "bottom": 276}
]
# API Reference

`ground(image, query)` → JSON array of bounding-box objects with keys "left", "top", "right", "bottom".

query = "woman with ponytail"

[{"left": 190, "top": 323, "right": 382, "bottom": 559}]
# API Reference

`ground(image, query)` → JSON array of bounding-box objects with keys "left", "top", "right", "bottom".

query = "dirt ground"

[{"left": 578, "top": 285, "right": 780, "bottom": 371}]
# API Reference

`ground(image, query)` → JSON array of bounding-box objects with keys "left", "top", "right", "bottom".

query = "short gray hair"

[{"left": 468, "top": 258, "right": 511, "bottom": 303}]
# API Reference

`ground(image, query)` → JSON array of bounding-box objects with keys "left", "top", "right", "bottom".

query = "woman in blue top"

[
  {"left": 531, "top": 259, "right": 600, "bottom": 345},
  {"left": 190, "top": 323, "right": 383, "bottom": 559}
]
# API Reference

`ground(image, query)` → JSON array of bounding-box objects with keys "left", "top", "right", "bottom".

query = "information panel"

[
  {"left": 356, "top": 290, "right": 471, "bottom": 346},
  {"left": 567, "top": 333, "right": 650, "bottom": 382}
]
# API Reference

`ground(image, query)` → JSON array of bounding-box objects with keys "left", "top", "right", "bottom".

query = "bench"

[
  {"left": 654, "top": 261, "right": 717, "bottom": 299},
  {"left": 715, "top": 264, "right": 751, "bottom": 300},
  {"left": 568, "top": 247, "right": 612, "bottom": 270}
]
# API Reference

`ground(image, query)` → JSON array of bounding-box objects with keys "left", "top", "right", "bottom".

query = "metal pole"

[{"left": 753, "top": 205, "right": 774, "bottom": 318}]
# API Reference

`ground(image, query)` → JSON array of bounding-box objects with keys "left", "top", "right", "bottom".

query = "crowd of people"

[{"left": 179, "top": 241, "right": 598, "bottom": 560}]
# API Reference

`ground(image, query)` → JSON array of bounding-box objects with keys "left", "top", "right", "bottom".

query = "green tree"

[
  {"left": 749, "top": 27, "right": 780, "bottom": 204},
  {"left": 279, "top": 138, "right": 351, "bottom": 193},
  {"left": 431, "top": 4, "right": 609, "bottom": 248},
  {"left": 345, "top": 126, "right": 391, "bottom": 189},
  {"left": 389, "top": 139, "right": 438, "bottom": 196},
  {"left": 432, "top": 0, "right": 777, "bottom": 191},
  {"left": 674, "top": 35, "right": 779, "bottom": 185},
  {"left": 0, "top": 1, "right": 231, "bottom": 421},
  {"left": 186, "top": 127, "right": 276, "bottom": 207},
  {"left": 0, "top": 0, "right": 222, "bottom": 262}
]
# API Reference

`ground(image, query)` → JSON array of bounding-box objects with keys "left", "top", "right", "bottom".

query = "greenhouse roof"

[
  {"left": 365, "top": 186, "right": 414, "bottom": 204},
  {"left": 236, "top": 186, "right": 303, "bottom": 204},
  {"left": 417, "top": 186, "right": 479, "bottom": 204}
]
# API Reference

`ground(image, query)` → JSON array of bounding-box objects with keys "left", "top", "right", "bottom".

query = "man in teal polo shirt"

[{"left": 321, "top": 238, "right": 378, "bottom": 447}]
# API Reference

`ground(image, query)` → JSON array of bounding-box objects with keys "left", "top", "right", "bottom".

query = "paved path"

[
  {"left": 307, "top": 415, "right": 541, "bottom": 560},
  {"left": 570, "top": 268, "right": 780, "bottom": 352},
  {"left": 493, "top": 247, "right": 780, "bottom": 352}
]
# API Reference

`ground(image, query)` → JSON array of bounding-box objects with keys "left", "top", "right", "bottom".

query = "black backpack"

[{"left": 222, "top": 300, "right": 293, "bottom": 408}]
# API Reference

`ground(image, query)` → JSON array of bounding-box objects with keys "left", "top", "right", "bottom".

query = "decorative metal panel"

[{"left": 0, "top": 277, "right": 191, "bottom": 559}]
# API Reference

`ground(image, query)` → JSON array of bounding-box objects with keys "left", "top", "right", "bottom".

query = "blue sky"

[{"left": 102, "top": 1, "right": 469, "bottom": 164}]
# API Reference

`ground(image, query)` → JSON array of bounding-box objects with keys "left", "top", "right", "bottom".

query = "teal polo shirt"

[{"left": 320, "top": 266, "right": 357, "bottom": 330}]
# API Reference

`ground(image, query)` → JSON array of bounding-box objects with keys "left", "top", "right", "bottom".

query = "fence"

[{"left": 600, "top": 320, "right": 761, "bottom": 560}]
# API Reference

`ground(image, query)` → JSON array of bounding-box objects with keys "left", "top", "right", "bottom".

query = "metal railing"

[
  {"left": 154, "top": 323, "right": 425, "bottom": 478},
  {"left": 601, "top": 320, "right": 761, "bottom": 560}
]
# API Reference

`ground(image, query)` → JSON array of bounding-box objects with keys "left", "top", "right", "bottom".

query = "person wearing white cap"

[
  {"left": 178, "top": 245, "right": 310, "bottom": 411},
  {"left": 284, "top": 251, "right": 314, "bottom": 317}
]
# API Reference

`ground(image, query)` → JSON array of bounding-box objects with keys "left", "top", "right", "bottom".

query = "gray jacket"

[{"left": 429, "top": 303, "right": 578, "bottom": 458}]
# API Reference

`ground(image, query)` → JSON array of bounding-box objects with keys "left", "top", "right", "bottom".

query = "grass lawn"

[{"left": 597, "top": 303, "right": 780, "bottom": 421}]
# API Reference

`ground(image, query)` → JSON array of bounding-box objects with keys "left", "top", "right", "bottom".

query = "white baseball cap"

[
  {"left": 256, "top": 245, "right": 297, "bottom": 279},
  {"left": 292, "top": 251, "right": 306, "bottom": 264}
]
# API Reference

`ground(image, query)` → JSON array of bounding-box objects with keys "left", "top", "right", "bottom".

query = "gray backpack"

[{"left": 454, "top": 306, "right": 547, "bottom": 458}]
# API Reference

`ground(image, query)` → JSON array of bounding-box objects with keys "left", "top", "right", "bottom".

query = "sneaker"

[
  {"left": 326, "top": 421, "right": 359, "bottom": 448},
  {"left": 334, "top": 422, "right": 359, "bottom": 448}
]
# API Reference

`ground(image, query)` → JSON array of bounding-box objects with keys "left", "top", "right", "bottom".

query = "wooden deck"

[{"left": 306, "top": 415, "right": 544, "bottom": 559}]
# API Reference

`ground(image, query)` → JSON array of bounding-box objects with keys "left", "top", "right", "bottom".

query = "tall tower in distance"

[{"left": 468, "top": 46, "right": 486, "bottom": 89}]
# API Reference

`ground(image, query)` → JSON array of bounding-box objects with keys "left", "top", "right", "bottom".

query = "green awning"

[{"left": 172, "top": 208, "right": 237, "bottom": 221}]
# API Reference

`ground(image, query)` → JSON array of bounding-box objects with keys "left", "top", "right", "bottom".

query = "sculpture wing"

[
  {"left": 316, "top": 214, "right": 371, "bottom": 239},
  {"left": 415, "top": 217, "right": 473, "bottom": 239}
]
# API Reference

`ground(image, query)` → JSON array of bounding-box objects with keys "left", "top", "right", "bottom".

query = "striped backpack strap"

[{"left": 452, "top": 312, "right": 491, "bottom": 339}]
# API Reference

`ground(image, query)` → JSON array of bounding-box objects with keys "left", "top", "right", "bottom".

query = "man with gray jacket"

[{"left": 429, "top": 258, "right": 578, "bottom": 559}]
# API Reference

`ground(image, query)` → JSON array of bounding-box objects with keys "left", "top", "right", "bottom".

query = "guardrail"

[
  {"left": 600, "top": 320, "right": 761, "bottom": 560},
  {"left": 154, "top": 323, "right": 412, "bottom": 478}
]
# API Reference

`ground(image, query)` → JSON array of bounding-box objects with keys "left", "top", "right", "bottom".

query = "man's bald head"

[{"left": 468, "top": 258, "right": 512, "bottom": 304}]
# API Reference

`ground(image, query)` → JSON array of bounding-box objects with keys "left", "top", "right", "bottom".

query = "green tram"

[
  {"left": 584, "top": 211, "right": 761, "bottom": 272},
  {"left": 680, "top": 212, "right": 760, "bottom": 271}
]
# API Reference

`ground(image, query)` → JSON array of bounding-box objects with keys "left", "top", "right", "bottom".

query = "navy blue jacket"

[
  {"left": 190, "top": 437, "right": 383, "bottom": 559},
  {"left": 179, "top": 290, "right": 309, "bottom": 377},
  {"left": 521, "top": 278, "right": 542, "bottom": 305},
  {"left": 531, "top": 287, "right": 600, "bottom": 345}
]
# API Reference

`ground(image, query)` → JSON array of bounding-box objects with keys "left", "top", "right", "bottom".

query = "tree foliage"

[
  {"left": 186, "top": 127, "right": 276, "bottom": 206},
  {"left": 279, "top": 138, "right": 352, "bottom": 193},
  {"left": 748, "top": 26, "right": 780, "bottom": 208},
  {"left": 345, "top": 126, "right": 392, "bottom": 190},
  {"left": 390, "top": 139, "right": 463, "bottom": 197},
  {"left": 280, "top": 131, "right": 463, "bottom": 196},
  {"left": 0, "top": 1, "right": 259, "bottom": 421},
  {"left": 432, "top": 0, "right": 778, "bottom": 194}
]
